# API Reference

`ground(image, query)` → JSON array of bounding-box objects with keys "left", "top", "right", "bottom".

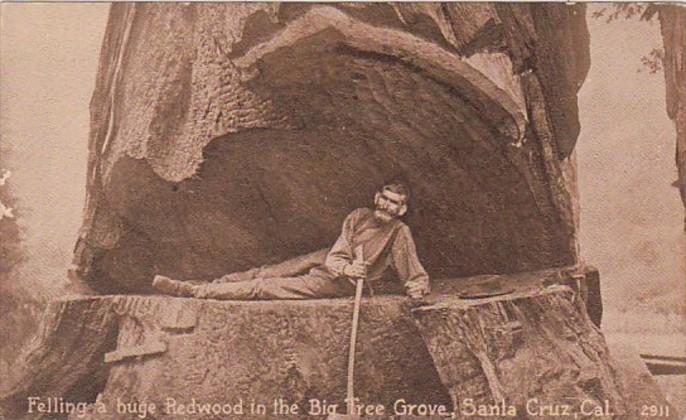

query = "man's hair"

[{"left": 382, "top": 181, "right": 410, "bottom": 201}]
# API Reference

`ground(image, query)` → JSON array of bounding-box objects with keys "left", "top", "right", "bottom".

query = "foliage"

[
  {"left": 591, "top": 4, "right": 652, "bottom": 23},
  {"left": 591, "top": 4, "right": 664, "bottom": 74},
  {"left": 0, "top": 167, "right": 41, "bottom": 392},
  {"left": 0, "top": 169, "right": 23, "bottom": 278},
  {"left": 639, "top": 48, "right": 665, "bottom": 74}
]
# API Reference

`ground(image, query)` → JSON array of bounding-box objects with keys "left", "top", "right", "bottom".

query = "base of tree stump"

[
  {"left": 0, "top": 269, "right": 676, "bottom": 419},
  {"left": 413, "top": 285, "right": 676, "bottom": 419}
]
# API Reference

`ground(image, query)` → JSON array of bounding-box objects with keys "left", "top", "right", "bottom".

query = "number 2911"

[{"left": 641, "top": 404, "right": 670, "bottom": 417}]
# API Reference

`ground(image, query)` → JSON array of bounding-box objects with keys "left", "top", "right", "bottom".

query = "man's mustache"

[{"left": 374, "top": 208, "right": 395, "bottom": 219}]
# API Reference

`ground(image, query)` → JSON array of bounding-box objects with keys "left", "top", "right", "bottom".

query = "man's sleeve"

[
  {"left": 324, "top": 210, "right": 360, "bottom": 277},
  {"left": 391, "top": 225, "right": 430, "bottom": 293}
]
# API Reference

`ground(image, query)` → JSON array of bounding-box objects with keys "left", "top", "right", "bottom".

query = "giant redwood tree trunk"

[
  {"left": 71, "top": 3, "right": 590, "bottom": 293},
  {"left": 2, "top": 4, "right": 677, "bottom": 419},
  {"left": 657, "top": 5, "right": 686, "bottom": 225}
]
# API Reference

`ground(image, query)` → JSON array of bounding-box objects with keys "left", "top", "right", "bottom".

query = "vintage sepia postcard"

[{"left": 0, "top": 2, "right": 684, "bottom": 419}]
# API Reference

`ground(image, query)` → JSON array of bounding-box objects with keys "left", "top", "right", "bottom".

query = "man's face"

[{"left": 374, "top": 188, "right": 408, "bottom": 222}]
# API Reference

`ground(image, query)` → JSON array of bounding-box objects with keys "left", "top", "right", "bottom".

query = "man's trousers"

[{"left": 194, "top": 272, "right": 355, "bottom": 300}]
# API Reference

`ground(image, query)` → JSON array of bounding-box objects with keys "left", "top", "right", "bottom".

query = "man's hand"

[
  {"left": 406, "top": 281, "right": 430, "bottom": 300},
  {"left": 343, "top": 260, "right": 368, "bottom": 279}
]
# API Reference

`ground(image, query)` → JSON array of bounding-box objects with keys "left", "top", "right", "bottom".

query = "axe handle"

[{"left": 346, "top": 245, "right": 365, "bottom": 415}]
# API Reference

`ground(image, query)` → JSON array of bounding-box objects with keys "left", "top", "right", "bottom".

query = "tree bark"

[
  {"left": 413, "top": 284, "right": 676, "bottom": 419},
  {"left": 657, "top": 6, "right": 686, "bottom": 227},
  {"left": 0, "top": 297, "right": 119, "bottom": 419},
  {"left": 2, "top": 295, "right": 448, "bottom": 419},
  {"left": 71, "top": 3, "right": 590, "bottom": 294},
  {"left": 1, "top": 268, "right": 673, "bottom": 419}
]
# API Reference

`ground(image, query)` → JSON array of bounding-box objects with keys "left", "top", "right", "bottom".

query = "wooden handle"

[{"left": 346, "top": 245, "right": 365, "bottom": 415}]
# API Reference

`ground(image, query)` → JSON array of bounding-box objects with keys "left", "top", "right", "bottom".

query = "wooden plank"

[
  {"left": 641, "top": 354, "right": 686, "bottom": 376},
  {"left": 104, "top": 341, "right": 167, "bottom": 364}
]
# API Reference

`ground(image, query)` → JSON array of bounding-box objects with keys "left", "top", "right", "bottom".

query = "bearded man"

[{"left": 152, "top": 182, "right": 430, "bottom": 300}]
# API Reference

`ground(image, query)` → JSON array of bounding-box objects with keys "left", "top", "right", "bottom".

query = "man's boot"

[{"left": 152, "top": 275, "right": 197, "bottom": 297}]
